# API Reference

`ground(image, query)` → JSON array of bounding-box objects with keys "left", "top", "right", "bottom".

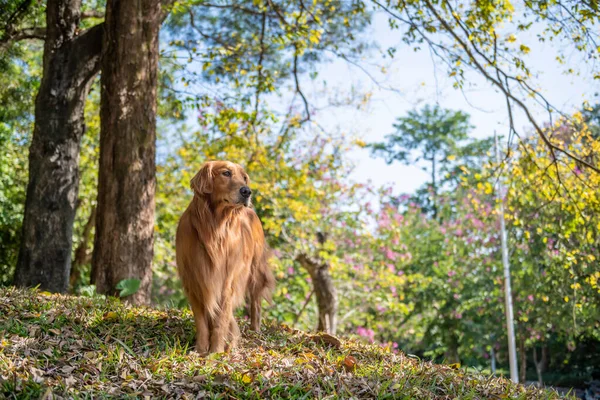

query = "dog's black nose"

[{"left": 240, "top": 186, "right": 252, "bottom": 198}]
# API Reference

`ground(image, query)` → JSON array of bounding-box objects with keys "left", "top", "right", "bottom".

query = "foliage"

[
  {"left": 370, "top": 104, "right": 491, "bottom": 217},
  {"left": 358, "top": 110, "right": 600, "bottom": 382},
  {"left": 115, "top": 278, "right": 142, "bottom": 298},
  {"left": 0, "top": 287, "right": 573, "bottom": 399},
  {"left": 0, "top": 41, "right": 41, "bottom": 285},
  {"left": 377, "top": 0, "right": 600, "bottom": 171},
  {"left": 500, "top": 114, "right": 600, "bottom": 345},
  {"left": 371, "top": 105, "right": 472, "bottom": 167}
]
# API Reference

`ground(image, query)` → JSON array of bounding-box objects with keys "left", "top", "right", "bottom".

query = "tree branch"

[
  {"left": 293, "top": 44, "right": 310, "bottom": 121},
  {"left": 81, "top": 10, "right": 104, "bottom": 19},
  {"left": 0, "top": 26, "right": 46, "bottom": 52},
  {"left": 419, "top": 0, "right": 600, "bottom": 174}
]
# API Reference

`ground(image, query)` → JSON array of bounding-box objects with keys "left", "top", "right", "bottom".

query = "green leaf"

[{"left": 115, "top": 278, "right": 141, "bottom": 298}]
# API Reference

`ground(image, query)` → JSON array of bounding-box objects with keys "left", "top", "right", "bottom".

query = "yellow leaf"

[{"left": 104, "top": 311, "right": 118, "bottom": 321}]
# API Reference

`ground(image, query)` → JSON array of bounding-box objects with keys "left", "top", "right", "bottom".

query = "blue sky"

[{"left": 301, "top": 12, "right": 597, "bottom": 195}]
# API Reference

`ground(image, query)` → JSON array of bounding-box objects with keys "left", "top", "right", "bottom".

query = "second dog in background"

[{"left": 176, "top": 160, "right": 275, "bottom": 354}]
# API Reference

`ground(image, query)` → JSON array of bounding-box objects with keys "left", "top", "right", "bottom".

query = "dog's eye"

[{"left": 222, "top": 170, "right": 232, "bottom": 177}]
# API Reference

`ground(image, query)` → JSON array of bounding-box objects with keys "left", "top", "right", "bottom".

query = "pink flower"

[
  {"left": 527, "top": 295, "right": 534, "bottom": 302},
  {"left": 288, "top": 267, "right": 294, "bottom": 275},
  {"left": 448, "top": 270, "right": 456, "bottom": 277},
  {"left": 472, "top": 218, "right": 485, "bottom": 229},
  {"left": 378, "top": 218, "right": 391, "bottom": 229},
  {"left": 394, "top": 214, "right": 404, "bottom": 224},
  {"left": 384, "top": 248, "right": 397, "bottom": 261},
  {"left": 356, "top": 326, "right": 375, "bottom": 342}
]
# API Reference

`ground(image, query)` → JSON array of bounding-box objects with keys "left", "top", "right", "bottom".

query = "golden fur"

[{"left": 175, "top": 161, "right": 275, "bottom": 354}]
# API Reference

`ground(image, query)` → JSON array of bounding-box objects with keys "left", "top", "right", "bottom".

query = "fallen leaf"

[
  {"left": 65, "top": 376, "right": 77, "bottom": 387},
  {"left": 30, "top": 367, "right": 44, "bottom": 383},
  {"left": 342, "top": 355, "right": 357, "bottom": 372},
  {"left": 104, "top": 311, "right": 118, "bottom": 321},
  {"left": 311, "top": 333, "right": 341, "bottom": 349},
  {"left": 61, "top": 365, "right": 75, "bottom": 374},
  {"left": 263, "top": 370, "right": 274, "bottom": 379}
]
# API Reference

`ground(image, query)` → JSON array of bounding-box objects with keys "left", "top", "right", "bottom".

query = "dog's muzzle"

[{"left": 239, "top": 186, "right": 251, "bottom": 206}]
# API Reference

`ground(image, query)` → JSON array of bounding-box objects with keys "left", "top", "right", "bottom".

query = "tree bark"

[
  {"left": 296, "top": 253, "right": 337, "bottom": 334},
  {"left": 14, "top": 0, "right": 103, "bottom": 293},
  {"left": 91, "top": 0, "right": 161, "bottom": 304},
  {"left": 533, "top": 345, "right": 547, "bottom": 387}
]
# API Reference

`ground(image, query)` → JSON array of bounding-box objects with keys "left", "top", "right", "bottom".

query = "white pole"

[
  {"left": 494, "top": 131, "right": 519, "bottom": 383},
  {"left": 491, "top": 346, "right": 497, "bottom": 374}
]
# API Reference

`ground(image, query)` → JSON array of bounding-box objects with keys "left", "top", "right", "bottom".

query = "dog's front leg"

[
  {"left": 189, "top": 296, "right": 210, "bottom": 355},
  {"left": 209, "top": 284, "right": 235, "bottom": 353},
  {"left": 225, "top": 315, "right": 241, "bottom": 352}
]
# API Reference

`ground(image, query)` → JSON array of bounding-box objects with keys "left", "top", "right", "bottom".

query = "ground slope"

[{"left": 0, "top": 288, "right": 573, "bottom": 399}]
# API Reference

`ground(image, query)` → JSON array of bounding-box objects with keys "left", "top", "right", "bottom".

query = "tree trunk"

[
  {"left": 519, "top": 336, "right": 527, "bottom": 383},
  {"left": 444, "top": 333, "right": 460, "bottom": 364},
  {"left": 70, "top": 206, "right": 97, "bottom": 288},
  {"left": 91, "top": 0, "right": 161, "bottom": 304},
  {"left": 533, "top": 345, "right": 547, "bottom": 387},
  {"left": 14, "top": 0, "right": 103, "bottom": 293},
  {"left": 296, "top": 253, "right": 337, "bottom": 334}
]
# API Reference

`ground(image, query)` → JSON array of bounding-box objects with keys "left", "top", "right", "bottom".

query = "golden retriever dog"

[{"left": 176, "top": 161, "right": 275, "bottom": 354}]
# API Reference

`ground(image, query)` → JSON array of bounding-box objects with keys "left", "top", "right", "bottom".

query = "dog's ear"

[{"left": 191, "top": 163, "right": 214, "bottom": 195}]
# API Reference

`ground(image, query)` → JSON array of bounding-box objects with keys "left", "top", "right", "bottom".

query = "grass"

[{"left": 0, "top": 287, "right": 576, "bottom": 399}]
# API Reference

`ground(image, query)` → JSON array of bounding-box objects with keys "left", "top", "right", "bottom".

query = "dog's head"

[{"left": 191, "top": 161, "right": 252, "bottom": 207}]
